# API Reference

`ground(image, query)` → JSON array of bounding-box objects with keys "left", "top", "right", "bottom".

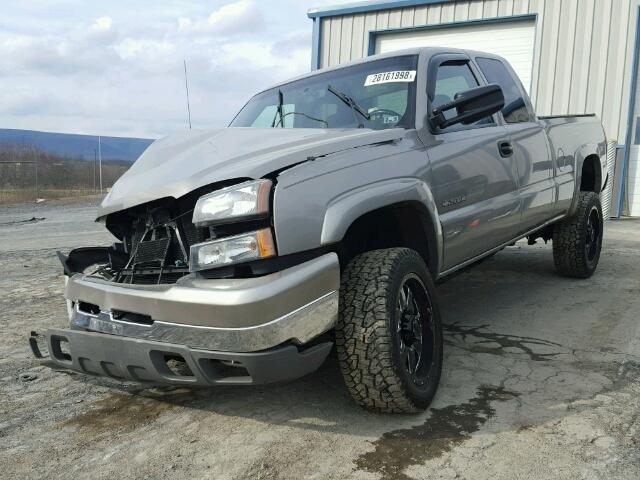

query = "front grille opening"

[
  {"left": 51, "top": 335, "right": 72, "bottom": 362},
  {"left": 199, "top": 358, "right": 251, "bottom": 381},
  {"left": 163, "top": 355, "right": 194, "bottom": 377},
  {"left": 117, "top": 269, "right": 189, "bottom": 285},
  {"left": 111, "top": 310, "right": 153, "bottom": 325},
  {"left": 29, "top": 331, "right": 49, "bottom": 359},
  {"left": 78, "top": 301, "right": 100, "bottom": 315},
  {"left": 105, "top": 181, "right": 253, "bottom": 285}
]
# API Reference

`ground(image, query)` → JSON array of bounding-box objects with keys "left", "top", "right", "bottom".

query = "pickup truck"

[{"left": 30, "top": 47, "right": 608, "bottom": 413}]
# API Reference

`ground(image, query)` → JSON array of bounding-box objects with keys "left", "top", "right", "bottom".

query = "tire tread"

[
  {"left": 336, "top": 248, "right": 438, "bottom": 413},
  {"left": 552, "top": 191, "right": 602, "bottom": 278}
]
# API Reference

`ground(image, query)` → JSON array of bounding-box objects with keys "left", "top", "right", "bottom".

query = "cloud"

[
  {"left": 90, "top": 16, "right": 112, "bottom": 31},
  {"left": 0, "top": 0, "right": 345, "bottom": 138},
  {"left": 271, "top": 31, "right": 312, "bottom": 57},
  {"left": 177, "top": 0, "right": 265, "bottom": 36}
]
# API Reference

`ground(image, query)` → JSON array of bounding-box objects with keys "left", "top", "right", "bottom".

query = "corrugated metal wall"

[
  {"left": 318, "top": 0, "right": 639, "bottom": 143},
  {"left": 603, "top": 140, "right": 617, "bottom": 218}
]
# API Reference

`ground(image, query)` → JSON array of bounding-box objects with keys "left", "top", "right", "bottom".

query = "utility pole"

[
  {"left": 34, "top": 153, "right": 38, "bottom": 201},
  {"left": 184, "top": 59, "right": 192, "bottom": 130},
  {"left": 98, "top": 135, "right": 103, "bottom": 194},
  {"left": 93, "top": 148, "right": 97, "bottom": 193}
]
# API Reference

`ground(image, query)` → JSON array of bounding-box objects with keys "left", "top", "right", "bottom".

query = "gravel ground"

[{"left": 1, "top": 199, "right": 639, "bottom": 480}]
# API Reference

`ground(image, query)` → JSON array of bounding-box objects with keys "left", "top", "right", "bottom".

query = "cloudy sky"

[{"left": 0, "top": 0, "right": 352, "bottom": 139}]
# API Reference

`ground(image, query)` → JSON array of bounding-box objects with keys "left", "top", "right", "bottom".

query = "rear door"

[
  {"left": 474, "top": 56, "right": 555, "bottom": 231},
  {"left": 425, "top": 54, "right": 521, "bottom": 272}
]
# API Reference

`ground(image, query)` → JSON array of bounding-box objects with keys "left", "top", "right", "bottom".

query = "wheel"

[
  {"left": 552, "top": 191, "right": 603, "bottom": 278},
  {"left": 336, "top": 248, "right": 443, "bottom": 413}
]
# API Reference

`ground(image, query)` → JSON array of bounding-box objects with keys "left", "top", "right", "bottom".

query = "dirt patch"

[
  {"left": 63, "top": 388, "right": 193, "bottom": 437},
  {"left": 355, "top": 385, "right": 519, "bottom": 480}
]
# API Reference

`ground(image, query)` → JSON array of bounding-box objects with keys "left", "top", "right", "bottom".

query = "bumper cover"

[
  {"left": 30, "top": 329, "right": 333, "bottom": 386},
  {"left": 65, "top": 252, "right": 340, "bottom": 352}
]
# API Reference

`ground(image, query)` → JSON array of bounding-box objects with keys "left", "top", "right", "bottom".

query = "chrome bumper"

[{"left": 64, "top": 253, "right": 340, "bottom": 352}]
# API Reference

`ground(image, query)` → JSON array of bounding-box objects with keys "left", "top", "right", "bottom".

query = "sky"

[{"left": 0, "top": 0, "right": 353, "bottom": 139}]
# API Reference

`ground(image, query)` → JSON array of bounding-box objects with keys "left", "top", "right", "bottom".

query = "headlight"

[
  {"left": 192, "top": 179, "right": 272, "bottom": 227},
  {"left": 189, "top": 229, "right": 276, "bottom": 271}
]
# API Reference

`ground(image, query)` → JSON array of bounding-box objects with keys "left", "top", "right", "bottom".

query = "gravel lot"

[{"left": 1, "top": 199, "right": 639, "bottom": 480}]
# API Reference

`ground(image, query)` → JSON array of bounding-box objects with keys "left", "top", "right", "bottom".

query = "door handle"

[{"left": 498, "top": 141, "right": 513, "bottom": 158}]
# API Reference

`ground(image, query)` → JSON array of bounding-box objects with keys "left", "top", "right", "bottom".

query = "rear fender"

[{"left": 570, "top": 141, "right": 607, "bottom": 215}]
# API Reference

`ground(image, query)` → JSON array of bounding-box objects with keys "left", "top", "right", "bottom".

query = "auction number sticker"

[{"left": 364, "top": 70, "right": 416, "bottom": 86}]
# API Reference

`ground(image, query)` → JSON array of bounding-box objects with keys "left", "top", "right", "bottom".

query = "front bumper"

[
  {"left": 64, "top": 252, "right": 339, "bottom": 352},
  {"left": 31, "top": 252, "right": 340, "bottom": 385},
  {"left": 30, "top": 329, "right": 333, "bottom": 385}
]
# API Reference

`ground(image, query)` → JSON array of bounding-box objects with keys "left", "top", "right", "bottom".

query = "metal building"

[{"left": 307, "top": 0, "right": 640, "bottom": 217}]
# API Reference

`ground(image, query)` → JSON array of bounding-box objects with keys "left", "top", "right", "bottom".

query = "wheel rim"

[
  {"left": 585, "top": 206, "right": 601, "bottom": 262},
  {"left": 396, "top": 274, "right": 435, "bottom": 386}
]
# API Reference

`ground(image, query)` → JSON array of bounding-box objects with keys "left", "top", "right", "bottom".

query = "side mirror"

[{"left": 429, "top": 84, "right": 504, "bottom": 130}]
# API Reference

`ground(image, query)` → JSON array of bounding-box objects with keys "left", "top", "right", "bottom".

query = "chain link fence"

[{"left": 0, "top": 143, "right": 130, "bottom": 204}]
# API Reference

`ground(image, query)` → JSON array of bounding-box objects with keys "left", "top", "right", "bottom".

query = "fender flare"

[
  {"left": 570, "top": 142, "right": 606, "bottom": 215},
  {"left": 320, "top": 177, "right": 443, "bottom": 274}
]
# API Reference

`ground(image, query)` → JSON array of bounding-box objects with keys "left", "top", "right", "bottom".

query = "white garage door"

[{"left": 375, "top": 20, "right": 536, "bottom": 93}]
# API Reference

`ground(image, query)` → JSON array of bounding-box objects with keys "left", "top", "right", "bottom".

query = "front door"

[{"left": 426, "top": 56, "right": 521, "bottom": 272}]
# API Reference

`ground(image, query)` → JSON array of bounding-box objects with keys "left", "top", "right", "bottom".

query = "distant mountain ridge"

[{"left": 0, "top": 128, "right": 155, "bottom": 163}]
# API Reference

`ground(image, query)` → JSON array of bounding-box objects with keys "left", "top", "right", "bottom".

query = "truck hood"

[{"left": 97, "top": 127, "right": 406, "bottom": 218}]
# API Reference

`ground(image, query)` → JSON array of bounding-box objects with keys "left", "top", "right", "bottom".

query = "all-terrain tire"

[
  {"left": 335, "top": 248, "right": 443, "bottom": 413},
  {"left": 552, "top": 191, "right": 603, "bottom": 278}
]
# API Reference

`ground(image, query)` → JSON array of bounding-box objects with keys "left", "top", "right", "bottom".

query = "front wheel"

[
  {"left": 553, "top": 191, "right": 603, "bottom": 278},
  {"left": 336, "top": 248, "right": 443, "bottom": 413}
]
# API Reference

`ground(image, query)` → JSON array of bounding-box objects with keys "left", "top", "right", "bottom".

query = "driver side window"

[{"left": 433, "top": 62, "right": 493, "bottom": 131}]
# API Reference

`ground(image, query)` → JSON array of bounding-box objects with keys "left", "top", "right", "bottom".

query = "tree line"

[{"left": 0, "top": 142, "right": 131, "bottom": 203}]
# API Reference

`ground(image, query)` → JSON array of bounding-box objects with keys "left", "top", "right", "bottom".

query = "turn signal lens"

[{"left": 189, "top": 228, "right": 276, "bottom": 271}]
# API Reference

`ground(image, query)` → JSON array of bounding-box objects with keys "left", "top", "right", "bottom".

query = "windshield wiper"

[
  {"left": 271, "top": 89, "right": 285, "bottom": 128},
  {"left": 274, "top": 111, "right": 328, "bottom": 128},
  {"left": 328, "top": 85, "right": 370, "bottom": 128}
]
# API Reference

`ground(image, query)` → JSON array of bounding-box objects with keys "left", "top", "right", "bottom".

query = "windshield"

[{"left": 230, "top": 55, "right": 419, "bottom": 130}]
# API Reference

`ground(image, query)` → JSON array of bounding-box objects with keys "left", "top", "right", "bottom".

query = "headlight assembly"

[
  {"left": 189, "top": 229, "right": 276, "bottom": 271},
  {"left": 192, "top": 179, "right": 272, "bottom": 227}
]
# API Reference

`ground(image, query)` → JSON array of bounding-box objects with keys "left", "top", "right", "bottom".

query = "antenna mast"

[{"left": 183, "top": 59, "right": 192, "bottom": 130}]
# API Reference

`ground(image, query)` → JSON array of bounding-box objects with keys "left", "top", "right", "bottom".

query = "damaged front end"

[{"left": 29, "top": 182, "right": 339, "bottom": 386}]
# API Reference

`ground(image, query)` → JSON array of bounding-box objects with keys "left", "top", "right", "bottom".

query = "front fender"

[
  {"left": 322, "top": 177, "right": 440, "bottom": 246},
  {"left": 271, "top": 132, "right": 439, "bottom": 269},
  {"left": 322, "top": 178, "right": 443, "bottom": 274},
  {"left": 274, "top": 169, "right": 442, "bottom": 275}
]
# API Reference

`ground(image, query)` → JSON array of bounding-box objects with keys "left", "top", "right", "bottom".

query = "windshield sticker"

[{"left": 364, "top": 70, "right": 416, "bottom": 86}]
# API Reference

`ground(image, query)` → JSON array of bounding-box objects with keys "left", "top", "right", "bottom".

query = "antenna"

[{"left": 183, "top": 59, "right": 192, "bottom": 130}]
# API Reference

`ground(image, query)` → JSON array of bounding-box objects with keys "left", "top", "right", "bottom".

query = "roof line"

[{"left": 307, "top": 0, "right": 457, "bottom": 19}]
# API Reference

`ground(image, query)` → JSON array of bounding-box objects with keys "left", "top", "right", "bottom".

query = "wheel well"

[
  {"left": 338, "top": 202, "right": 438, "bottom": 275},
  {"left": 580, "top": 154, "right": 602, "bottom": 193}
]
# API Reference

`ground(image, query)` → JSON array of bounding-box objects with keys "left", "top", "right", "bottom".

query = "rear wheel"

[
  {"left": 552, "top": 191, "right": 603, "bottom": 278},
  {"left": 336, "top": 248, "right": 443, "bottom": 413}
]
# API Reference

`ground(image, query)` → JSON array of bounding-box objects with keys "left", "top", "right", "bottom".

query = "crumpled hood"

[{"left": 97, "top": 127, "right": 406, "bottom": 218}]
